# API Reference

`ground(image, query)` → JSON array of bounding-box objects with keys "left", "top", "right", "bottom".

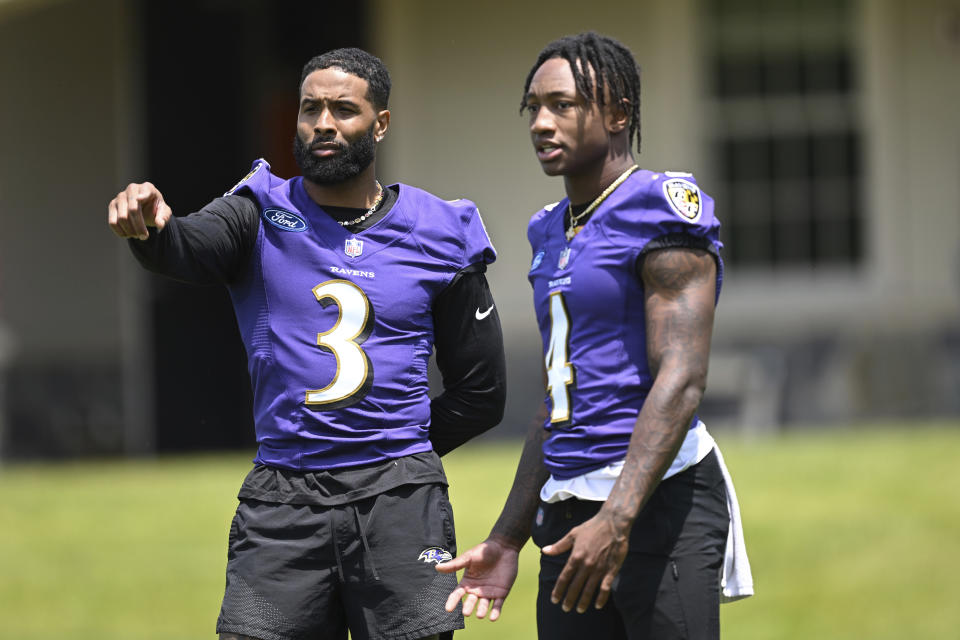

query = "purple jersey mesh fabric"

[
  {"left": 226, "top": 159, "right": 495, "bottom": 470},
  {"left": 527, "top": 170, "right": 723, "bottom": 480}
]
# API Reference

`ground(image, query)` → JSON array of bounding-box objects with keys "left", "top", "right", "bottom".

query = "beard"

[{"left": 293, "top": 125, "right": 376, "bottom": 185}]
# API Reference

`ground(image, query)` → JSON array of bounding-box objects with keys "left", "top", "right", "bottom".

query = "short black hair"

[
  {"left": 521, "top": 32, "right": 642, "bottom": 154},
  {"left": 299, "top": 47, "right": 391, "bottom": 110}
]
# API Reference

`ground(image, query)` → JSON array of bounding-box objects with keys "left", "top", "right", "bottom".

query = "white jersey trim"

[{"left": 540, "top": 420, "right": 714, "bottom": 503}]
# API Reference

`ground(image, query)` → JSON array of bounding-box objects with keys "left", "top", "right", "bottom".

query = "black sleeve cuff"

[{"left": 635, "top": 233, "right": 719, "bottom": 278}]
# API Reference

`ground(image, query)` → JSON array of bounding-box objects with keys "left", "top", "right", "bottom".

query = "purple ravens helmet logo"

[{"left": 418, "top": 547, "right": 453, "bottom": 564}]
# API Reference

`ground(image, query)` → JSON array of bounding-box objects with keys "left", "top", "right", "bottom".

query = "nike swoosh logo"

[{"left": 475, "top": 305, "right": 494, "bottom": 320}]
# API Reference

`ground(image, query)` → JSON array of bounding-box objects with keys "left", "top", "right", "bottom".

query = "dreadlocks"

[{"left": 521, "top": 32, "right": 642, "bottom": 155}]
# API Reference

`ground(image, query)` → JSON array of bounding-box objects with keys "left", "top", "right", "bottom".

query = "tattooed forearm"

[
  {"left": 600, "top": 247, "right": 718, "bottom": 530},
  {"left": 602, "top": 370, "right": 703, "bottom": 529},
  {"left": 491, "top": 404, "right": 551, "bottom": 548}
]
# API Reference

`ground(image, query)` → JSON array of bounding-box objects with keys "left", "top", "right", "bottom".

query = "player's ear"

[
  {"left": 374, "top": 109, "right": 390, "bottom": 143},
  {"left": 606, "top": 99, "right": 630, "bottom": 134}
]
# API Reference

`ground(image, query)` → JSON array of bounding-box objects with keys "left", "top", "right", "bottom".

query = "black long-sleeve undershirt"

[{"left": 129, "top": 192, "right": 506, "bottom": 456}]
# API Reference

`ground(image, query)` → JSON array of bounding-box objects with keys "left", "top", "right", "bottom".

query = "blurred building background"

[{"left": 0, "top": 0, "right": 957, "bottom": 460}]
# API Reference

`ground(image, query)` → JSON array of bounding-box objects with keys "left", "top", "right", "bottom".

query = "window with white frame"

[{"left": 705, "top": 0, "right": 862, "bottom": 269}]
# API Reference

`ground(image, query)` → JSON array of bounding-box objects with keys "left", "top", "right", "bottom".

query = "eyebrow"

[
  {"left": 526, "top": 89, "right": 577, "bottom": 101},
  {"left": 299, "top": 96, "right": 360, "bottom": 108}
]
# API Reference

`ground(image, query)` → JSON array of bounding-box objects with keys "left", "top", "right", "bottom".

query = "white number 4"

[{"left": 545, "top": 291, "right": 575, "bottom": 424}]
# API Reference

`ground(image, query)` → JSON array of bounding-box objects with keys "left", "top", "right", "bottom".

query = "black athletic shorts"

[
  {"left": 216, "top": 482, "right": 463, "bottom": 640},
  {"left": 531, "top": 450, "right": 729, "bottom": 640}
]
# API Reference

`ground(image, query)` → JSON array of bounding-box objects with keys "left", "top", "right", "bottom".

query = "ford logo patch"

[{"left": 263, "top": 208, "right": 308, "bottom": 232}]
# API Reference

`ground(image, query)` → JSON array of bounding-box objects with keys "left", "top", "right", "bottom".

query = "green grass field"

[{"left": 2, "top": 422, "right": 959, "bottom": 639}]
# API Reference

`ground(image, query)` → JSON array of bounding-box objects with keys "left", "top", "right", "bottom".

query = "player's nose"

[
  {"left": 530, "top": 108, "right": 554, "bottom": 134},
  {"left": 314, "top": 107, "right": 337, "bottom": 134}
]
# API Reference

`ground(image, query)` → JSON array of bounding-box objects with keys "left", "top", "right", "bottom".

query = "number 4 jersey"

[
  {"left": 528, "top": 170, "right": 723, "bottom": 480},
  {"left": 222, "top": 160, "right": 496, "bottom": 470}
]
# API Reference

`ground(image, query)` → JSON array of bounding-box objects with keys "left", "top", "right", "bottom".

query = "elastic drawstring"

[
  {"left": 330, "top": 509, "right": 345, "bottom": 583},
  {"left": 353, "top": 504, "right": 380, "bottom": 581}
]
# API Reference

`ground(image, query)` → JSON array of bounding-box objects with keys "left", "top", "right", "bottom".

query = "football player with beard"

[{"left": 109, "top": 47, "right": 506, "bottom": 640}]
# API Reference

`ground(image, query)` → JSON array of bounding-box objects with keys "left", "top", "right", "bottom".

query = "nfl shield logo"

[
  {"left": 557, "top": 247, "right": 571, "bottom": 269},
  {"left": 344, "top": 237, "right": 363, "bottom": 258}
]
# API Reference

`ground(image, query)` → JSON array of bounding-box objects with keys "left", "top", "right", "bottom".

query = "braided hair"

[{"left": 521, "top": 32, "right": 642, "bottom": 154}]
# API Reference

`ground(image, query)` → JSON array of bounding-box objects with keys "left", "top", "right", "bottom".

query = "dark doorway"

[{"left": 141, "top": 1, "right": 365, "bottom": 452}]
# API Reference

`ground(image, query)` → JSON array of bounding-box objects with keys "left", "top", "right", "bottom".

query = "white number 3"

[{"left": 305, "top": 279, "right": 374, "bottom": 409}]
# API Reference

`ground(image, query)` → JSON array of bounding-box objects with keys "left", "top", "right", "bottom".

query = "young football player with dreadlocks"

[{"left": 438, "top": 32, "right": 752, "bottom": 639}]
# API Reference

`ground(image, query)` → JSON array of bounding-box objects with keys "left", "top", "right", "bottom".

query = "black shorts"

[
  {"left": 531, "top": 450, "right": 729, "bottom": 640},
  {"left": 216, "top": 482, "right": 463, "bottom": 640}
]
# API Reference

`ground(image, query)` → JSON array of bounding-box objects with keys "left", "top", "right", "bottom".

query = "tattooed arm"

[
  {"left": 437, "top": 403, "right": 551, "bottom": 621},
  {"left": 542, "top": 246, "right": 718, "bottom": 614}
]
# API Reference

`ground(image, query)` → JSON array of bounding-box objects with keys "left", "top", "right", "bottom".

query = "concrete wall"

[
  {"left": 371, "top": 0, "right": 717, "bottom": 429},
  {"left": 0, "top": 0, "right": 148, "bottom": 455},
  {"left": 0, "top": 0, "right": 957, "bottom": 457},
  {"left": 371, "top": 0, "right": 960, "bottom": 430}
]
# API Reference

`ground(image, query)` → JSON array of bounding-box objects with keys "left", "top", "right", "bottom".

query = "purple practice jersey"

[
  {"left": 226, "top": 159, "right": 495, "bottom": 471},
  {"left": 527, "top": 170, "right": 723, "bottom": 480}
]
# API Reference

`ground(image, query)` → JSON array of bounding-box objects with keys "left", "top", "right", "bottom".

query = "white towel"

[{"left": 713, "top": 444, "right": 754, "bottom": 602}]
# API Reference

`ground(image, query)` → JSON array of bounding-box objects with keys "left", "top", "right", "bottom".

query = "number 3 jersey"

[
  {"left": 223, "top": 160, "right": 496, "bottom": 470},
  {"left": 528, "top": 170, "right": 723, "bottom": 480}
]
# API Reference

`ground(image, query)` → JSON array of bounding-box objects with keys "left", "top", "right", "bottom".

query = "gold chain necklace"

[
  {"left": 337, "top": 182, "right": 384, "bottom": 227},
  {"left": 565, "top": 165, "right": 639, "bottom": 242}
]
